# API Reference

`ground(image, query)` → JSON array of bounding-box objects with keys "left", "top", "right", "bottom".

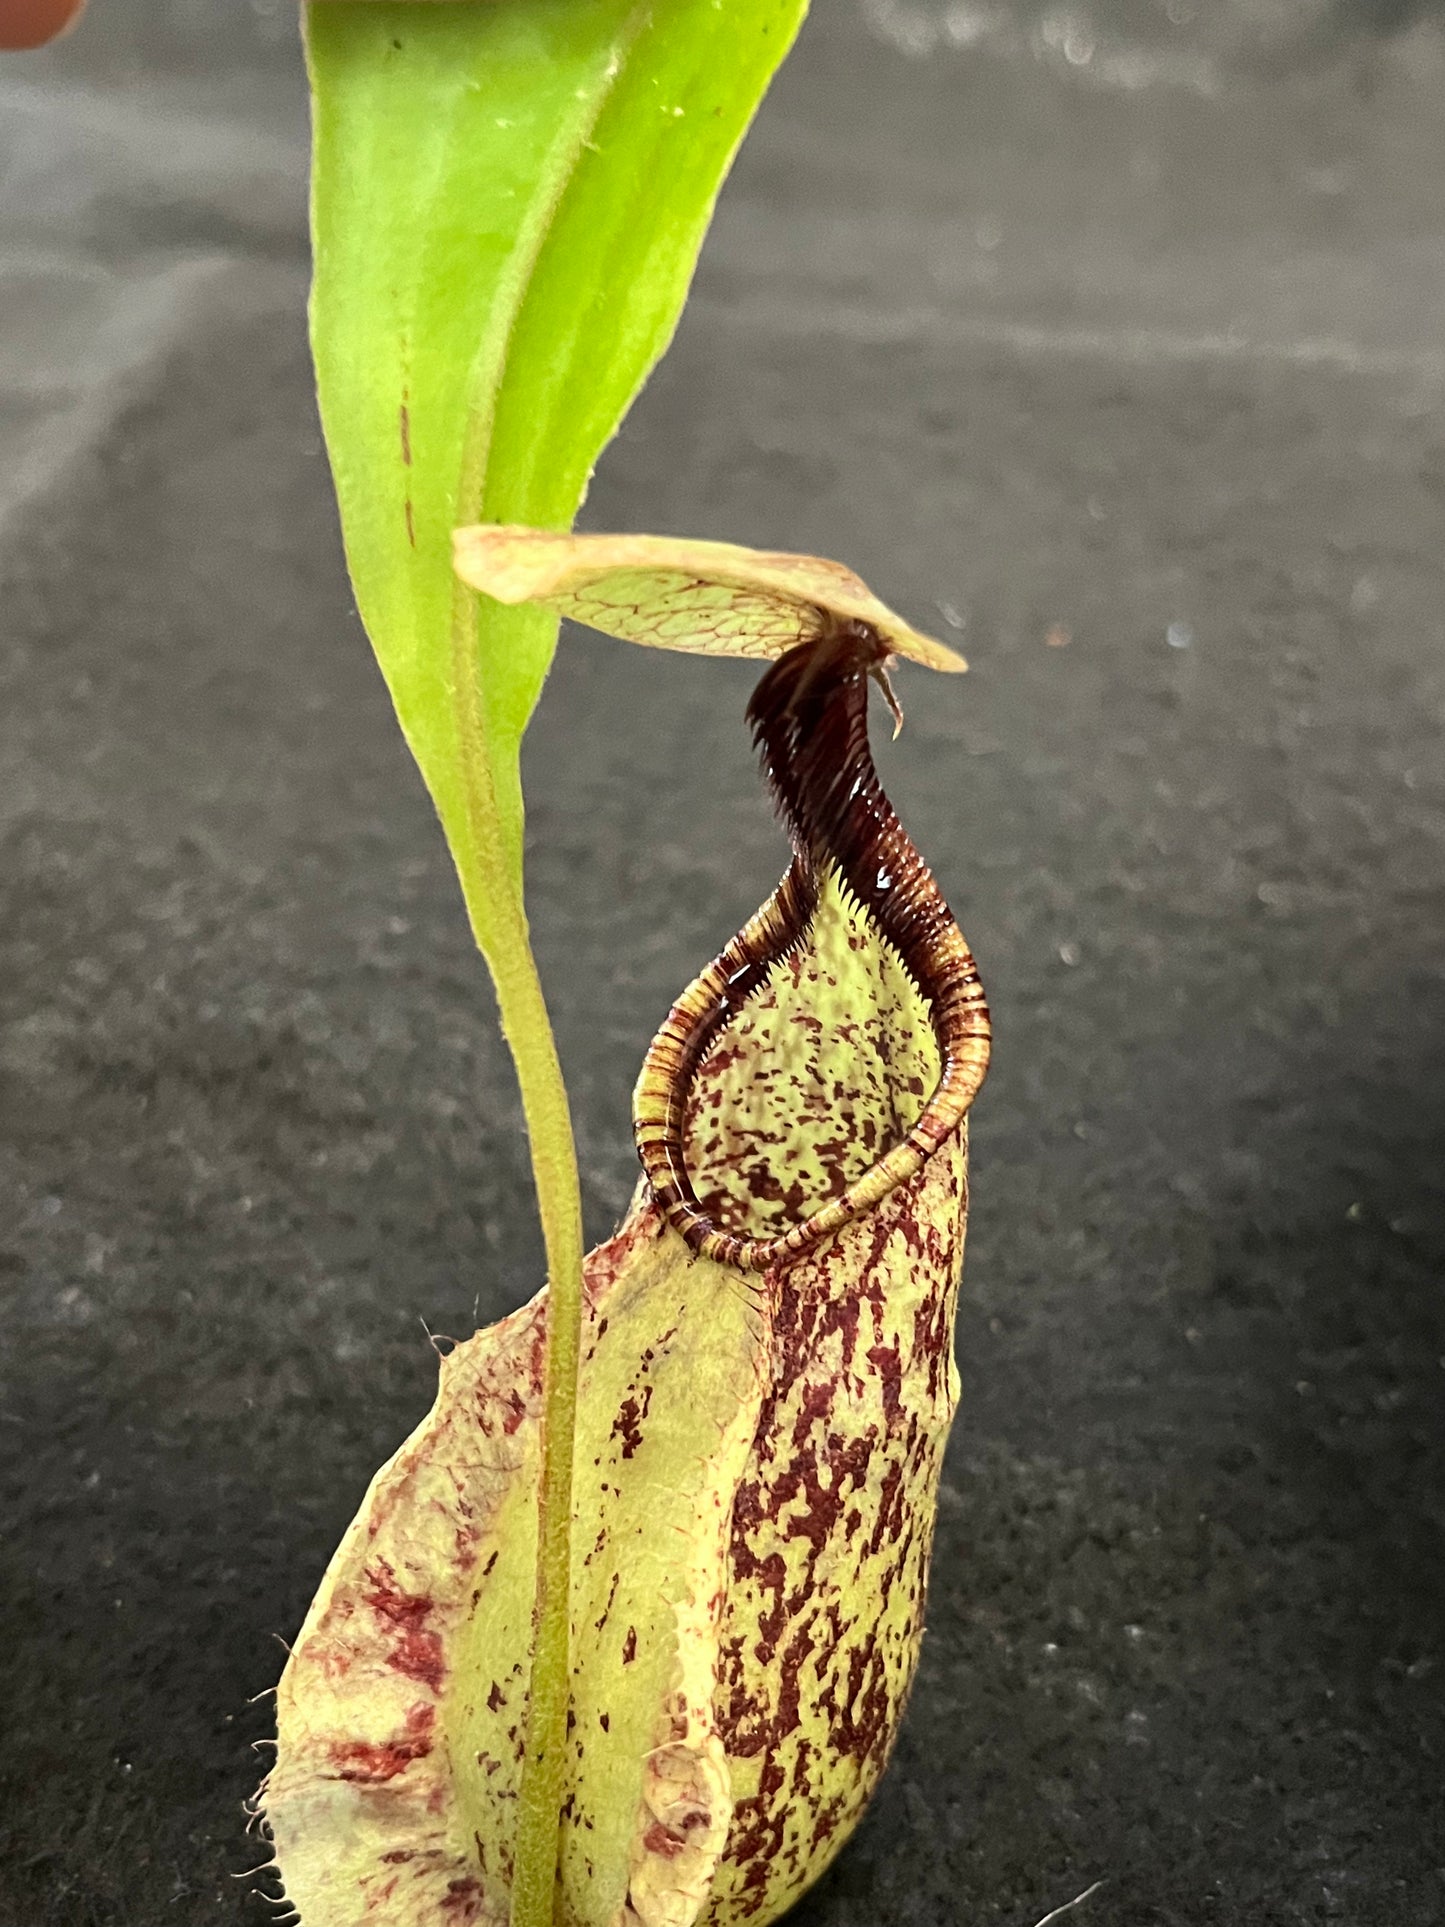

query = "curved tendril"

[{"left": 634, "top": 622, "right": 992, "bottom": 1274}]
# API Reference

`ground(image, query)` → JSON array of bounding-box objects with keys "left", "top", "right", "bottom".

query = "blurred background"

[{"left": 2, "top": 3, "right": 1444, "bottom": 1922}]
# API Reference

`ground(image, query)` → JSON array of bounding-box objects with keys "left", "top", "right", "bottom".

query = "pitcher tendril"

[{"left": 635, "top": 622, "right": 991, "bottom": 1273}]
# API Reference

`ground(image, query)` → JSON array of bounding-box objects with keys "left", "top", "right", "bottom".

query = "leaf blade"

[{"left": 307, "top": 0, "right": 816, "bottom": 889}]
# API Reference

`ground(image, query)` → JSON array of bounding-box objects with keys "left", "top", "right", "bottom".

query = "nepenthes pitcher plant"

[{"left": 263, "top": 530, "right": 990, "bottom": 1927}]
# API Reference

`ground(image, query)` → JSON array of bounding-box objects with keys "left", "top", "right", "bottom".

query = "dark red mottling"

[
  {"left": 703, "top": 1139, "right": 968, "bottom": 1919},
  {"left": 362, "top": 1561, "right": 447, "bottom": 1695},
  {"left": 610, "top": 1392, "right": 648, "bottom": 1460},
  {"left": 439, "top": 1874, "right": 485, "bottom": 1921},
  {"left": 328, "top": 1702, "right": 435, "bottom": 1785},
  {"left": 643, "top": 1821, "right": 688, "bottom": 1861}
]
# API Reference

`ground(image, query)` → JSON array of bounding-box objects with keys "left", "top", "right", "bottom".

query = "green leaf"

[
  {"left": 302, "top": 7, "right": 809, "bottom": 1925},
  {"left": 306, "top": 0, "right": 811, "bottom": 901}
]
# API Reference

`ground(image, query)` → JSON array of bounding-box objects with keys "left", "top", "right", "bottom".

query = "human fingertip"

[{"left": 0, "top": 0, "right": 89, "bottom": 52}]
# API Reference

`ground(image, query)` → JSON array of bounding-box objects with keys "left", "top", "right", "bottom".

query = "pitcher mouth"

[{"left": 633, "top": 622, "right": 992, "bottom": 1274}]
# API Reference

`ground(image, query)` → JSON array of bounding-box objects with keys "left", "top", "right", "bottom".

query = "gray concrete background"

[{"left": 2, "top": 3, "right": 1443, "bottom": 1923}]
